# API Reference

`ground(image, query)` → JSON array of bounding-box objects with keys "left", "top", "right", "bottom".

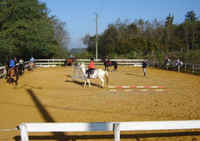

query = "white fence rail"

[
  {"left": 1, "top": 59, "right": 200, "bottom": 77},
  {"left": 19, "top": 120, "right": 200, "bottom": 141},
  {"left": 0, "top": 66, "right": 6, "bottom": 78},
  {"left": 24, "top": 59, "right": 200, "bottom": 74},
  {"left": 184, "top": 63, "right": 200, "bottom": 73},
  {"left": 35, "top": 59, "right": 145, "bottom": 67},
  {"left": 150, "top": 62, "right": 200, "bottom": 74}
]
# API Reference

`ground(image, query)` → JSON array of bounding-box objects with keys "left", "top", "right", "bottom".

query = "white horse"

[{"left": 74, "top": 63, "right": 109, "bottom": 88}]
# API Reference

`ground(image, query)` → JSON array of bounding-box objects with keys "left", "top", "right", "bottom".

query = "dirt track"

[{"left": 0, "top": 66, "right": 200, "bottom": 141}]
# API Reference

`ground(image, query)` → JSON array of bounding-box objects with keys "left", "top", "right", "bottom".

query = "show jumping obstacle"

[{"left": 108, "top": 85, "right": 164, "bottom": 89}]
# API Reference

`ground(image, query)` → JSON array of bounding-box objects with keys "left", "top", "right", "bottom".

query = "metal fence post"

[
  {"left": 19, "top": 123, "right": 29, "bottom": 141},
  {"left": 192, "top": 64, "right": 195, "bottom": 73},
  {"left": 113, "top": 123, "right": 120, "bottom": 141}
]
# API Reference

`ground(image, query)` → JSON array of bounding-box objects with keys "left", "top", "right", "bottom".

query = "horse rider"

[
  {"left": 8, "top": 57, "right": 17, "bottom": 76},
  {"left": 86, "top": 58, "right": 95, "bottom": 78},
  {"left": 9, "top": 57, "right": 16, "bottom": 69},
  {"left": 29, "top": 56, "right": 35, "bottom": 69},
  {"left": 30, "top": 56, "right": 35, "bottom": 63},
  {"left": 18, "top": 58, "right": 24, "bottom": 75}
]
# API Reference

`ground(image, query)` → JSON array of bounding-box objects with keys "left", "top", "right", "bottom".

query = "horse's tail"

[{"left": 105, "top": 71, "right": 109, "bottom": 87}]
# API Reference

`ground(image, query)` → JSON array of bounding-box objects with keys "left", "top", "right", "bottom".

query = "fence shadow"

[
  {"left": 14, "top": 88, "right": 200, "bottom": 141},
  {"left": 14, "top": 131, "right": 200, "bottom": 141},
  {"left": 17, "top": 89, "right": 66, "bottom": 141}
]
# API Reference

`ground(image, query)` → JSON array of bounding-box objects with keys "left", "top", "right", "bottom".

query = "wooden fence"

[{"left": 19, "top": 120, "right": 200, "bottom": 141}]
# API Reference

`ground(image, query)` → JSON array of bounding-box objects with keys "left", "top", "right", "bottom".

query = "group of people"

[
  {"left": 164, "top": 56, "right": 183, "bottom": 71},
  {"left": 7, "top": 56, "right": 147, "bottom": 81},
  {"left": 6, "top": 56, "right": 35, "bottom": 79},
  {"left": 4, "top": 56, "right": 148, "bottom": 85},
  {"left": 85, "top": 57, "right": 147, "bottom": 78}
]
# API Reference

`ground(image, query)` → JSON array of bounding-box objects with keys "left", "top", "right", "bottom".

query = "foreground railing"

[{"left": 19, "top": 120, "right": 200, "bottom": 141}]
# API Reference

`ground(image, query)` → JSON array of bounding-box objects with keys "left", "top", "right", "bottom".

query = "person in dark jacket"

[{"left": 142, "top": 61, "right": 147, "bottom": 76}]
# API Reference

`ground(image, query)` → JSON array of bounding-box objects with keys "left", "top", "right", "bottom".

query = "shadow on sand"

[
  {"left": 14, "top": 86, "right": 200, "bottom": 141},
  {"left": 126, "top": 72, "right": 145, "bottom": 77},
  {"left": 14, "top": 89, "right": 66, "bottom": 141}
]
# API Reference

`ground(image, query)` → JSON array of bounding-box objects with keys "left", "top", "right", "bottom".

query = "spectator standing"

[{"left": 142, "top": 61, "right": 147, "bottom": 76}]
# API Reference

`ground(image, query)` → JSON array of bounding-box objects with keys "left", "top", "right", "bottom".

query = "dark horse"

[
  {"left": 103, "top": 59, "right": 118, "bottom": 72},
  {"left": 65, "top": 58, "right": 76, "bottom": 66},
  {"left": 6, "top": 65, "right": 19, "bottom": 85},
  {"left": 18, "top": 63, "right": 24, "bottom": 76}
]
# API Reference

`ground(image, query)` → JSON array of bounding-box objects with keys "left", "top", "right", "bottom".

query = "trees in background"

[
  {"left": 83, "top": 10, "right": 200, "bottom": 64},
  {"left": 1, "top": 0, "right": 199, "bottom": 65},
  {"left": 0, "top": 0, "right": 69, "bottom": 65}
]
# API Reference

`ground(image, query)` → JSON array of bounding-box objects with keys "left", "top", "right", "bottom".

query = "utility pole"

[{"left": 95, "top": 13, "right": 98, "bottom": 60}]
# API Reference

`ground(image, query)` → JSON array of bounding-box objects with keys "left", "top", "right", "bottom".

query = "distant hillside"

[{"left": 70, "top": 48, "right": 87, "bottom": 54}]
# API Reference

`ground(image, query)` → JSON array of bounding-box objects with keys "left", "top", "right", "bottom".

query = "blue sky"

[{"left": 40, "top": 0, "right": 200, "bottom": 49}]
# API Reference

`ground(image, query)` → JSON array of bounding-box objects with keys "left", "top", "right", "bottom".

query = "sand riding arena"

[{"left": 0, "top": 65, "right": 200, "bottom": 141}]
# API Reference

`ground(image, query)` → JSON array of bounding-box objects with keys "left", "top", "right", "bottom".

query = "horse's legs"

[
  {"left": 99, "top": 77, "right": 104, "bottom": 88},
  {"left": 84, "top": 80, "right": 87, "bottom": 88},
  {"left": 15, "top": 75, "right": 18, "bottom": 85},
  {"left": 87, "top": 79, "right": 91, "bottom": 87},
  {"left": 83, "top": 79, "right": 91, "bottom": 88},
  {"left": 105, "top": 66, "right": 107, "bottom": 71},
  {"left": 106, "top": 66, "right": 109, "bottom": 72},
  {"left": 7, "top": 77, "right": 11, "bottom": 84}
]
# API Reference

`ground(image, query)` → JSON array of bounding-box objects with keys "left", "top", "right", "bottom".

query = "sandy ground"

[{"left": 0, "top": 66, "right": 200, "bottom": 141}]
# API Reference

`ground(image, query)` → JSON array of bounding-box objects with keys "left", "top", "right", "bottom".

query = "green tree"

[
  {"left": 185, "top": 10, "right": 197, "bottom": 23},
  {"left": 184, "top": 11, "right": 198, "bottom": 51},
  {"left": 83, "top": 11, "right": 200, "bottom": 64},
  {"left": 0, "top": 0, "right": 69, "bottom": 64}
]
